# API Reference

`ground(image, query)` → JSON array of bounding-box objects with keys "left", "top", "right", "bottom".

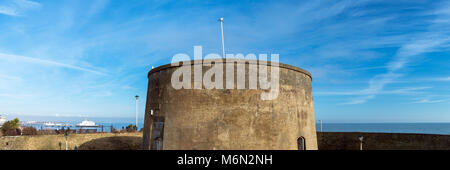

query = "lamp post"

[
  {"left": 135, "top": 95, "right": 139, "bottom": 130},
  {"left": 318, "top": 120, "right": 323, "bottom": 132},
  {"left": 64, "top": 132, "right": 68, "bottom": 150},
  {"left": 359, "top": 136, "right": 364, "bottom": 150},
  {"left": 218, "top": 17, "right": 225, "bottom": 58}
]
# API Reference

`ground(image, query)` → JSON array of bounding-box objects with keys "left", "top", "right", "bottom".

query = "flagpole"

[{"left": 218, "top": 17, "right": 225, "bottom": 58}]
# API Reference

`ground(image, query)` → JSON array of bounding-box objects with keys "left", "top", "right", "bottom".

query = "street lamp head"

[
  {"left": 359, "top": 136, "right": 364, "bottom": 141},
  {"left": 218, "top": 17, "right": 223, "bottom": 22},
  {"left": 135, "top": 95, "right": 139, "bottom": 100}
]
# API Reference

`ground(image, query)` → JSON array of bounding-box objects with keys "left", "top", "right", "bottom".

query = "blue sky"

[{"left": 0, "top": 0, "right": 449, "bottom": 122}]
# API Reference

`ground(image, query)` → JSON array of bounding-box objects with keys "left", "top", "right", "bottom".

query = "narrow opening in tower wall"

[
  {"left": 298, "top": 136, "right": 306, "bottom": 150},
  {"left": 150, "top": 109, "right": 165, "bottom": 150}
]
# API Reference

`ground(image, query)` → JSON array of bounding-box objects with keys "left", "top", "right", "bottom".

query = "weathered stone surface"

[{"left": 143, "top": 59, "right": 318, "bottom": 150}]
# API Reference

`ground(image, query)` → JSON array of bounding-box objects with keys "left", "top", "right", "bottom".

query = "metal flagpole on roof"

[{"left": 218, "top": 17, "right": 225, "bottom": 58}]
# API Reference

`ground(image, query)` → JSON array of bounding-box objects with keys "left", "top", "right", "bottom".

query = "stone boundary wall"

[
  {"left": 0, "top": 133, "right": 142, "bottom": 150},
  {"left": 317, "top": 132, "right": 450, "bottom": 150},
  {"left": 2, "top": 132, "right": 448, "bottom": 150}
]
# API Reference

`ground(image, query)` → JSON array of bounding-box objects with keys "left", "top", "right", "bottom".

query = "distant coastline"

[{"left": 3, "top": 115, "right": 450, "bottom": 135}]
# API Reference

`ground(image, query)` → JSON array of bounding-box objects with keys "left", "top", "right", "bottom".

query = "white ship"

[
  {"left": 43, "top": 122, "right": 64, "bottom": 127},
  {"left": 76, "top": 118, "right": 99, "bottom": 127},
  {"left": 44, "top": 122, "right": 56, "bottom": 126}
]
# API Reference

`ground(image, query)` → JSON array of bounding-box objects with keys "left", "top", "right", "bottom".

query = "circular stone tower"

[{"left": 142, "top": 59, "right": 317, "bottom": 150}]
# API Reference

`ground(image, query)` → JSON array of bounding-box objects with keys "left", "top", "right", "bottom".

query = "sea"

[{"left": 316, "top": 123, "right": 450, "bottom": 135}]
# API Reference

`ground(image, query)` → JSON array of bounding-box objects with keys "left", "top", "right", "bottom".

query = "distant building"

[{"left": 0, "top": 115, "right": 6, "bottom": 127}]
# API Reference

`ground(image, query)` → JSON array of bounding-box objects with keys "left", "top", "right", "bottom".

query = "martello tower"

[{"left": 142, "top": 59, "right": 317, "bottom": 150}]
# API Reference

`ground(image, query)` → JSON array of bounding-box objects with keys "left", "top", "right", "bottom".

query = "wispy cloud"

[
  {"left": 0, "top": 6, "right": 18, "bottom": 16},
  {"left": 344, "top": 39, "right": 447, "bottom": 104},
  {"left": 14, "top": 0, "right": 41, "bottom": 8},
  {"left": 0, "top": 53, "right": 107, "bottom": 76},
  {"left": 0, "top": 93, "right": 31, "bottom": 99},
  {"left": 0, "top": 0, "right": 40, "bottom": 16},
  {"left": 343, "top": 2, "right": 450, "bottom": 104},
  {"left": 316, "top": 86, "right": 431, "bottom": 96},
  {"left": 341, "top": 95, "right": 374, "bottom": 105},
  {"left": 433, "top": 77, "right": 450, "bottom": 81},
  {"left": 412, "top": 99, "right": 446, "bottom": 104},
  {"left": 0, "top": 0, "right": 448, "bottom": 120},
  {"left": 0, "top": 74, "right": 22, "bottom": 81}
]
